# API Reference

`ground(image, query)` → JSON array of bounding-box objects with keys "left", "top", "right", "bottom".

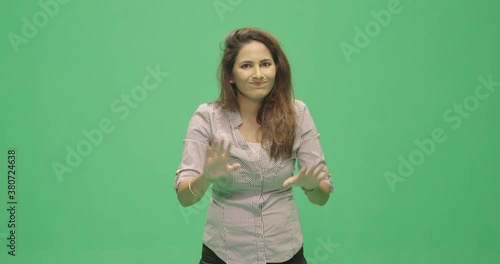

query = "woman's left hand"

[{"left": 283, "top": 164, "right": 327, "bottom": 190}]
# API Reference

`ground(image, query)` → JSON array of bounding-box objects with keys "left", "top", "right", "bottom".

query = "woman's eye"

[
  {"left": 241, "top": 64, "right": 251, "bottom": 68},
  {"left": 262, "top": 62, "right": 271, "bottom": 67}
]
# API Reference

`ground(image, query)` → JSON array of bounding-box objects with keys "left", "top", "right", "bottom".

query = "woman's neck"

[{"left": 238, "top": 97, "right": 261, "bottom": 123}]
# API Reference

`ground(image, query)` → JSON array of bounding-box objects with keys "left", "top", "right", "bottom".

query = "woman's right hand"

[{"left": 202, "top": 138, "right": 241, "bottom": 182}]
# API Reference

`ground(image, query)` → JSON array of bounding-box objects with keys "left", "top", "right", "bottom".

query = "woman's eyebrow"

[{"left": 238, "top": 59, "right": 273, "bottom": 64}]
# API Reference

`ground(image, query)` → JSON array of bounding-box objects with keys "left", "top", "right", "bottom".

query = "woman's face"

[{"left": 231, "top": 40, "right": 276, "bottom": 104}]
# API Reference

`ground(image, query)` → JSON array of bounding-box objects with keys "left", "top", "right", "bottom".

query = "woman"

[{"left": 174, "top": 27, "right": 334, "bottom": 264}]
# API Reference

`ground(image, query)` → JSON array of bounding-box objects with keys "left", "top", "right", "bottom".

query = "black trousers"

[{"left": 199, "top": 243, "right": 307, "bottom": 264}]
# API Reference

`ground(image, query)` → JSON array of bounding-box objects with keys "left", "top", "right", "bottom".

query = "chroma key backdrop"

[{"left": 1, "top": 0, "right": 499, "bottom": 263}]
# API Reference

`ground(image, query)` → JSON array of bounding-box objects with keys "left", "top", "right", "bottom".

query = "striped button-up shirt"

[{"left": 174, "top": 99, "right": 334, "bottom": 264}]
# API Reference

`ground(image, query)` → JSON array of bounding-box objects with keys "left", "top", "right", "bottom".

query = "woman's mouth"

[{"left": 250, "top": 81, "right": 266, "bottom": 87}]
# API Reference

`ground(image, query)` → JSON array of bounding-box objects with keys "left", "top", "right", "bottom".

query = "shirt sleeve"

[
  {"left": 297, "top": 102, "right": 334, "bottom": 193},
  {"left": 174, "top": 104, "right": 212, "bottom": 192}
]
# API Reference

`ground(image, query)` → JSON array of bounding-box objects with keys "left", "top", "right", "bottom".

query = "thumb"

[{"left": 283, "top": 176, "right": 297, "bottom": 188}]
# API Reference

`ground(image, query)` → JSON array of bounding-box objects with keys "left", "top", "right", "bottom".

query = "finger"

[
  {"left": 218, "top": 138, "right": 225, "bottom": 155},
  {"left": 319, "top": 166, "right": 328, "bottom": 181},
  {"left": 317, "top": 172, "right": 328, "bottom": 182},
  {"left": 305, "top": 164, "right": 318, "bottom": 176},
  {"left": 224, "top": 141, "right": 232, "bottom": 158},
  {"left": 210, "top": 139, "right": 219, "bottom": 154},
  {"left": 206, "top": 144, "right": 215, "bottom": 159},
  {"left": 313, "top": 164, "right": 325, "bottom": 179},
  {"left": 304, "top": 166, "right": 310, "bottom": 175},
  {"left": 228, "top": 162, "right": 241, "bottom": 171},
  {"left": 283, "top": 176, "right": 297, "bottom": 188}
]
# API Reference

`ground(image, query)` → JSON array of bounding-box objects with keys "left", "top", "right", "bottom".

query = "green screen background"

[{"left": 1, "top": 0, "right": 499, "bottom": 263}]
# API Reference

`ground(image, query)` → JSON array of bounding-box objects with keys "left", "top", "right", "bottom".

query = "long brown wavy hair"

[{"left": 213, "top": 27, "right": 297, "bottom": 161}]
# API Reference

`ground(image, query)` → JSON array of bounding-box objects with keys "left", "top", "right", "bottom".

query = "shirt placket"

[
  {"left": 230, "top": 111, "right": 268, "bottom": 263},
  {"left": 255, "top": 144, "right": 266, "bottom": 263}
]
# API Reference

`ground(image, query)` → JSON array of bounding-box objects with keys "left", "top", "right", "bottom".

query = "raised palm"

[
  {"left": 283, "top": 163, "right": 327, "bottom": 190},
  {"left": 202, "top": 138, "right": 241, "bottom": 182}
]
